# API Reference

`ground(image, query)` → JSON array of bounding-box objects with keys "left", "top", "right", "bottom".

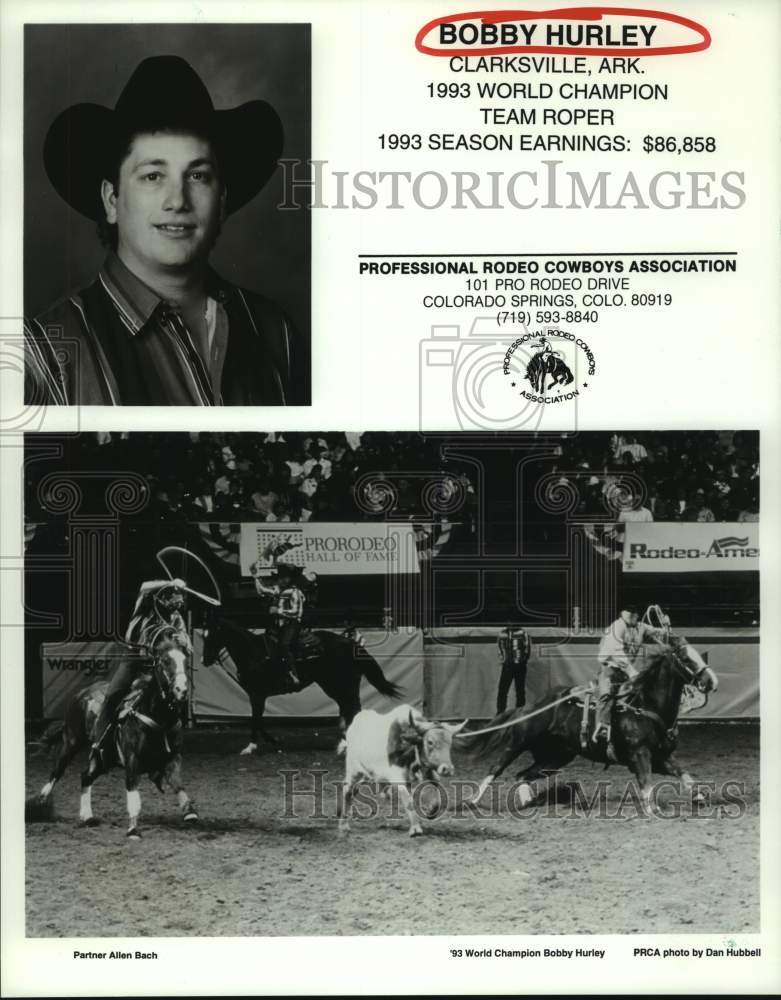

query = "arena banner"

[
  {"left": 191, "top": 628, "right": 423, "bottom": 718},
  {"left": 238, "top": 523, "right": 421, "bottom": 576},
  {"left": 41, "top": 641, "right": 146, "bottom": 718},
  {"left": 622, "top": 523, "right": 759, "bottom": 573},
  {"left": 425, "top": 628, "right": 758, "bottom": 720}
]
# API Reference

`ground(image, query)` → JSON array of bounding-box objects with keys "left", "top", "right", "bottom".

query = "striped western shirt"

[
  {"left": 276, "top": 586, "right": 304, "bottom": 623},
  {"left": 497, "top": 629, "right": 531, "bottom": 665},
  {"left": 25, "top": 252, "right": 296, "bottom": 405}
]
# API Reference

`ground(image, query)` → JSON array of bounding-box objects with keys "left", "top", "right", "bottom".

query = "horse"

[
  {"left": 30, "top": 626, "right": 197, "bottom": 838},
  {"left": 465, "top": 634, "right": 719, "bottom": 813},
  {"left": 201, "top": 617, "right": 403, "bottom": 754}
]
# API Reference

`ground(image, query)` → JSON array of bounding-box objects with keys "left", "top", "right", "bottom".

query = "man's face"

[
  {"left": 166, "top": 591, "right": 185, "bottom": 612},
  {"left": 101, "top": 131, "right": 225, "bottom": 276},
  {"left": 621, "top": 610, "right": 639, "bottom": 626}
]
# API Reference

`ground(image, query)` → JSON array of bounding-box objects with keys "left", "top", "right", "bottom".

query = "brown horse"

[
  {"left": 466, "top": 634, "right": 718, "bottom": 813},
  {"left": 31, "top": 627, "right": 197, "bottom": 838}
]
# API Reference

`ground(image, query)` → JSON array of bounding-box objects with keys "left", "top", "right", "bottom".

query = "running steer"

[{"left": 337, "top": 704, "right": 467, "bottom": 837}]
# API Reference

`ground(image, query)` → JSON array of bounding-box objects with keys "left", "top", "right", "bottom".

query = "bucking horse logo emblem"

[{"left": 525, "top": 337, "right": 575, "bottom": 394}]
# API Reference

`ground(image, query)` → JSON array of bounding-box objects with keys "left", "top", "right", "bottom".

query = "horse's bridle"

[
  {"left": 612, "top": 638, "right": 711, "bottom": 744},
  {"left": 641, "top": 605, "right": 711, "bottom": 691},
  {"left": 667, "top": 640, "right": 711, "bottom": 690},
  {"left": 201, "top": 623, "right": 228, "bottom": 669},
  {"left": 146, "top": 626, "right": 189, "bottom": 712}
]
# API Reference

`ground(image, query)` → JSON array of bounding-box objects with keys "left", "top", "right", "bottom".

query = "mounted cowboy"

[
  {"left": 250, "top": 560, "right": 306, "bottom": 689},
  {"left": 271, "top": 564, "right": 307, "bottom": 688},
  {"left": 89, "top": 576, "right": 192, "bottom": 764},
  {"left": 593, "top": 602, "right": 670, "bottom": 746}
]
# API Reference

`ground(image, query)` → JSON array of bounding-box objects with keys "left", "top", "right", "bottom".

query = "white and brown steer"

[{"left": 337, "top": 704, "right": 467, "bottom": 837}]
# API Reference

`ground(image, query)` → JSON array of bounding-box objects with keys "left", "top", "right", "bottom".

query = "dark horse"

[
  {"left": 201, "top": 618, "right": 403, "bottom": 754},
  {"left": 467, "top": 634, "right": 719, "bottom": 813},
  {"left": 31, "top": 627, "right": 197, "bottom": 838}
]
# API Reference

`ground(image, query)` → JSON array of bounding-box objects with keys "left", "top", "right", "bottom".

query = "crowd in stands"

[
  {"left": 27, "top": 431, "right": 476, "bottom": 524},
  {"left": 550, "top": 431, "right": 759, "bottom": 522},
  {"left": 26, "top": 430, "right": 759, "bottom": 526}
]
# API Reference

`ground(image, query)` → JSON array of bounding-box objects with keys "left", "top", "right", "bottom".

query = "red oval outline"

[{"left": 415, "top": 6, "right": 711, "bottom": 57}]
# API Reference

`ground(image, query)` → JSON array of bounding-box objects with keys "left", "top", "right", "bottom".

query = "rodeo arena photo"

[{"left": 23, "top": 430, "right": 759, "bottom": 937}]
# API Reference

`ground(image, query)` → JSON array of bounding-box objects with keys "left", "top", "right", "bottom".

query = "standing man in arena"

[
  {"left": 496, "top": 621, "right": 532, "bottom": 714},
  {"left": 593, "top": 603, "right": 670, "bottom": 744},
  {"left": 90, "top": 577, "right": 191, "bottom": 762}
]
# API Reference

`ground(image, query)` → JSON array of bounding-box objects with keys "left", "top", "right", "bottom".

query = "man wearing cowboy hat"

[
  {"left": 90, "top": 576, "right": 191, "bottom": 763},
  {"left": 25, "top": 55, "right": 299, "bottom": 406},
  {"left": 593, "top": 603, "right": 670, "bottom": 744},
  {"left": 250, "top": 560, "right": 305, "bottom": 689},
  {"left": 496, "top": 619, "right": 532, "bottom": 714},
  {"left": 269, "top": 563, "right": 306, "bottom": 689}
]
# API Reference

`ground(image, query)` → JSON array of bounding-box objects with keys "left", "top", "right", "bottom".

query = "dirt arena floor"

[{"left": 25, "top": 721, "right": 759, "bottom": 937}]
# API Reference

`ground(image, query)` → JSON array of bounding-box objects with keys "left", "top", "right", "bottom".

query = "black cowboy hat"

[{"left": 43, "top": 55, "right": 283, "bottom": 221}]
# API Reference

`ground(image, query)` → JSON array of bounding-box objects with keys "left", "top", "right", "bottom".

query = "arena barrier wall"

[
  {"left": 41, "top": 628, "right": 757, "bottom": 721},
  {"left": 41, "top": 642, "right": 145, "bottom": 718},
  {"left": 425, "top": 627, "right": 758, "bottom": 720},
  {"left": 190, "top": 628, "right": 424, "bottom": 718}
]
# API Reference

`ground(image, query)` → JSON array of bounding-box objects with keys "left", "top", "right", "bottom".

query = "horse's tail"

[
  {"left": 25, "top": 721, "right": 67, "bottom": 821},
  {"left": 359, "top": 653, "right": 403, "bottom": 700}
]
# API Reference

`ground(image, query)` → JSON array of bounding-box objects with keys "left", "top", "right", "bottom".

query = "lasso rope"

[{"left": 454, "top": 687, "right": 589, "bottom": 740}]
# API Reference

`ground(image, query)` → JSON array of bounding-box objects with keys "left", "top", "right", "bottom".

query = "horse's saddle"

[
  {"left": 570, "top": 677, "right": 677, "bottom": 756},
  {"left": 117, "top": 673, "right": 152, "bottom": 720},
  {"left": 568, "top": 679, "right": 635, "bottom": 750}
]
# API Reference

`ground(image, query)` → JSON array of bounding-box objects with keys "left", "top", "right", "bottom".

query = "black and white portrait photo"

[{"left": 23, "top": 24, "right": 311, "bottom": 406}]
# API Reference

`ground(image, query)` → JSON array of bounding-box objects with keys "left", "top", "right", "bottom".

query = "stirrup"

[{"left": 592, "top": 723, "right": 610, "bottom": 743}]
